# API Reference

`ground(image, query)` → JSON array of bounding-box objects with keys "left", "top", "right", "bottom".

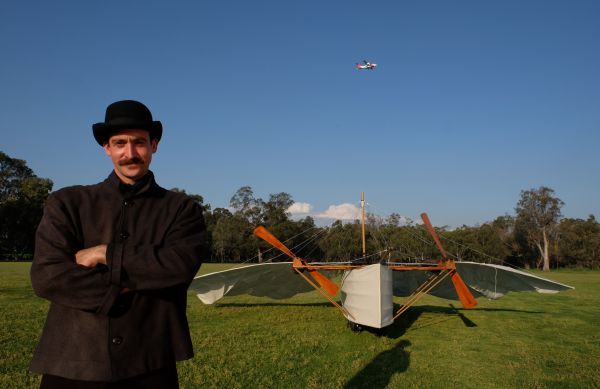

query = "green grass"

[{"left": 2, "top": 263, "right": 599, "bottom": 388}]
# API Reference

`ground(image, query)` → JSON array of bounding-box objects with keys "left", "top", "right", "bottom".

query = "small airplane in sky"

[{"left": 356, "top": 60, "right": 377, "bottom": 70}]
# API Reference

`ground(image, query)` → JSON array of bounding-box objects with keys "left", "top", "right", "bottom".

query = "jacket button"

[
  {"left": 120, "top": 232, "right": 129, "bottom": 240},
  {"left": 112, "top": 336, "right": 123, "bottom": 345}
]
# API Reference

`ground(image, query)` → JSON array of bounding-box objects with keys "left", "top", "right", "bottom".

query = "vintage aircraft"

[
  {"left": 356, "top": 60, "right": 377, "bottom": 70},
  {"left": 190, "top": 196, "right": 573, "bottom": 331}
]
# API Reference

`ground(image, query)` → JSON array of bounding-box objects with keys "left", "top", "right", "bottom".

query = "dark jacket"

[{"left": 30, "top": 171, "right": 206, "bottom": 381}]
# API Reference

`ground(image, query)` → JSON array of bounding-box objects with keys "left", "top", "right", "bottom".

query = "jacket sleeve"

[
  {"left": 112, "top": 198, "right": 206, "bottom": 292},
  {"left": 30, "top": 193, "right": 121, "bottom": 313}
]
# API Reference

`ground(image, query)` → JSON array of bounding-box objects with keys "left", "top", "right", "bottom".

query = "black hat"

[{"left": 92, "top": 100, "right": 163, "bottom": 146}]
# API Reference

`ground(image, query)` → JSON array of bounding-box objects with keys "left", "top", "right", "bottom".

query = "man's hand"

[{"left": 75, "top": 245, "right": 108, "bottom": 268}]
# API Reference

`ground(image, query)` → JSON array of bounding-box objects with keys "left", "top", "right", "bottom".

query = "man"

[{"left": 30, "top": 100, "right": 206, "bottom": 388}]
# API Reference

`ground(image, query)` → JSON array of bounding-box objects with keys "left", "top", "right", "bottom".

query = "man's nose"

[{"left": 125, "top": 142, "right": 138, "bottom": 158}]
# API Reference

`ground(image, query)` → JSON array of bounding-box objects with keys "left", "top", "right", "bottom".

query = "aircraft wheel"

[{"left": 347, "top": 320, "right": 363, "bottom": 332}]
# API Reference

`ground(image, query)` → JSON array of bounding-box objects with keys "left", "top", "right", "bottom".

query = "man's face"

[{"left": 103, "top": 129, "right": 158, "bottom": 184}]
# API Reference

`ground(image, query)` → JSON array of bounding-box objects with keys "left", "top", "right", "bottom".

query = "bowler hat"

[{"left": 92, "top": 100, "right": 163, "bottom": 146}]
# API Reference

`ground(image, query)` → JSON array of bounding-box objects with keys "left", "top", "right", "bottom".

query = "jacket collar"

[{"left": 105, "top": 170, "right": 158, "bottom": 198}]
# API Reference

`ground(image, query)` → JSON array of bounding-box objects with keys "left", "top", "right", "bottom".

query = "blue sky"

[{"left": 1, "top": 1, "right": 599, "bottom": 227}]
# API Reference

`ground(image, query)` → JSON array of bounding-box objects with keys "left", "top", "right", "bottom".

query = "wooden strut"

[
  {"left": 392, "top": 269, "right": 453, "bottom": 320},
  {"left": 293, "top": 267, "right": 355, "bottom": 321},
  {"left": 361, "top": 192, "right": 366, "bottom": 258},
  {"left": 297, "top": 259, "right": 475, "bottom": 321}
]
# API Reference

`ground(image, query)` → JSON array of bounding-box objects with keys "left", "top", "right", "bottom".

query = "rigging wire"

[
  {"left": 231, "top": 199, "right": 519, "bottom": 273},
  {"left": 348, "top": 248, "right": 391, "bottom": 263},
  {"left": 436, "top": 233, "right": 505, "bottom": 265},
  {"left": 363, "top": 203, "right": 418, "bottom": 262},
  {"left": 364, "top": 201, "right": 519, "bottom": 269},
  {"left": 259, "top": 225, "right": 326, "bottom": 263},
  {"left": 288, "top": 227, "right": 328, "bottom": 259},
  {"left": 400, "top": 214, "right": 524, "bottom": 270}
]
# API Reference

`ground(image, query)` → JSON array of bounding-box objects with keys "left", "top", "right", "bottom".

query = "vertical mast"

[{"left": 361, "top": 192, "right": 366, "bottom": 257}]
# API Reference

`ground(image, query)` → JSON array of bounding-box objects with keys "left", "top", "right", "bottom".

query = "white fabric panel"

[
  {"left": 341, "top": 264, "right": 394, "bottom": 328},
  {"left": 189, "top": 263, "right": 313, "bottom": 304}
]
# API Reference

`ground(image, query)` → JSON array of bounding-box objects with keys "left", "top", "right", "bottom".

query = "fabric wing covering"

[
  {"left": 190, "top": 263, "right": 313, "bottom": 304},
  {"left": 391, "top": 261, "right": 574, "bottom": 301},
  {"left": 190, "top": 261, "right": 574, "bottom": 305}
]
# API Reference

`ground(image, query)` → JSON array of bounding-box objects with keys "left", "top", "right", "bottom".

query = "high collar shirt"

[{"left": 30, "top": 171, "right": 206, "bottom": 381}]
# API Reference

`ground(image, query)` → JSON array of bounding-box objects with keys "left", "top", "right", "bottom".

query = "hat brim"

[{"left": 92, "top": 121, "right": 162, "bottom": 146}]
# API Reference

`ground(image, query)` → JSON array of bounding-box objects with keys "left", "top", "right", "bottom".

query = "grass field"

[{"left": 1, "top": 263, "right": 599, "bottom": 388}]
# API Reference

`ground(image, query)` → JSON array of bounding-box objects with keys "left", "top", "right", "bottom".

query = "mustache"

[{"left": 118, "top": 157, "right": 144, "bottom": 166}]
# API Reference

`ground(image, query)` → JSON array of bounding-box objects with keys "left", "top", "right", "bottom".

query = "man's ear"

[
  {"left": 103, "top": 142, "right": 111, "bottom": 156},
  {"left": 151, "top": 139, "right": 158, "bottom": 153}
]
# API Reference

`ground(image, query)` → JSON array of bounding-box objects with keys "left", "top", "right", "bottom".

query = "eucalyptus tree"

[
  {"left": 515, "top": 186, "right": 564, "bottom": 271},
  {"left": 229, "top": 186, "right": 264, "bottom": 225},
  {"left": 262, "top": 192, "right": 293, "bottom": 227},
  {"left": 212, "top": 186, "right": 262, "bottom": 262}
]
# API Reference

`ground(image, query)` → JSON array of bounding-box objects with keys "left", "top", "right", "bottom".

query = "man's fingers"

[{"left": 75, "top": 245, "right": 107, "bottom": 267}]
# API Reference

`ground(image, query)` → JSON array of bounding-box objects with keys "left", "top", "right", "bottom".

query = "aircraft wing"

[
  {"left": 190, "top": 261, "right": 573, "bottom": 305},
  {"left": 455, "top": 262, "right": 574, "bottom": 298},
  {"left": 189, "top": 262, "right": 314, "bottom": 304},
  {"left": 392, "top": 261, "right": 573, "bottom": 301}
]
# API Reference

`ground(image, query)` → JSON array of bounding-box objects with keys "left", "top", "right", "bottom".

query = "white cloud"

[
  {"left": 287, "top": 202, "right": 313, "bottom": 214},
  {"left": 317, "top": 203, "right": 361, "bottom": 220}
]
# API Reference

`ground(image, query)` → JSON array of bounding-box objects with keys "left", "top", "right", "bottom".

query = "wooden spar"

[
  {"left": 361, "top": 192, "right": 366, "bottom": 258},
  {"left": 295, "top": 261, "right": 456, "bottom": 272},
  {"left": 293, "top": 266, "right": 354, "bottom": 320},
  {"left": 393, "top": 270, "right": 452, "bottom": 320},
  {"left": 254, "top": 226, "right": 339, "bottom": 296},
  {"left": 419, "top": 213, "right": 478, "bottom": 309},
  {"left": 420, "top": 212, "right": 448, "bottom": 259}
]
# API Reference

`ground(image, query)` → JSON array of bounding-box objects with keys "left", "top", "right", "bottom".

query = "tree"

[
  {"left": 229, "top": 186, "right": 264, "bottom": 225},
  {"left": 318, "top": 220, "right": 363, "bottom": 261},
  {"left": 490, "top": 215, "right": 521, "bottom": 266},
  {"left": 557, "top": 215, "right": 600, "bottom": 269},
  {"left": 0, "top": 151, "right": 53, "bottom": 259},
  {"left": 1, "top": 151, "right": 35, "bottom": 202},
  {"left": 263, "top": 192, "right": 293, "bottom": 227},
  {"left": 515, "top": 186, "right": 564, "bottom": 271},
  {"left": 443, "top": 223, "right": 510, "bottom": 263},
  {"left": 212, "top": 214, "right": 254, "bottom": 262}
]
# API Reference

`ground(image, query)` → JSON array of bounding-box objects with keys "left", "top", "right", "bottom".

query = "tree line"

[{"left": 1, "top": 151, "right": 599, "bottom": 269}]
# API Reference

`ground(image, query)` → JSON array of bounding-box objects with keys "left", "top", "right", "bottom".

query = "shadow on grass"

[
  {"left": 208, "top": 302, "right": 545, "bottom": 334},
  {"left": 342, "top": 305, "right": 480, "bottom": 388},
  {"left": 352, "top": 304, "right": 476, "bottom": 339},
  {"left": 343, "top": 339, "right": 411, "bottom": 389},
  {"left": 396, "top": 304, "right": 545, "bottom": 333},
  {"left": 384, "top": 308, "right": 423, "bottom": 338}
]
